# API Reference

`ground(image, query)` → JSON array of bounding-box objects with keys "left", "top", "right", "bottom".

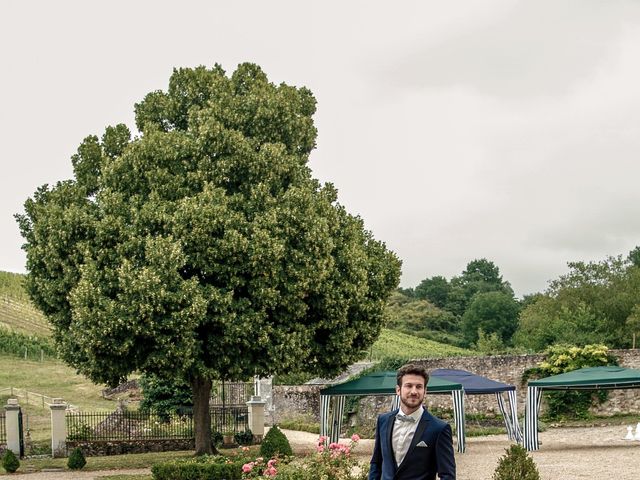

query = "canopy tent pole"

[
  {"left": 391, "top": 394, "right": 400, "bottom": 410},
  {"left": 451, "top": 390, "right": 466, "bottom": 453},
  {"left": 524, "top": 386, "right": 542, "bottom": 451}
]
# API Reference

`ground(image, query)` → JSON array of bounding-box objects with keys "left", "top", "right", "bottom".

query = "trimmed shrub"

[
  {"left": 2, "top": 449, "right": 20, "bottom": 473},
  {"left": 152, "top": 455, "right": 242, "bottom": 480},
  {"left": 67, "top": 447, "right": 87, "bottom": 470},
  {"left": 260, "top": 425, "right": 292, "bottom": 458},
  {"left": 493, "top": 444, "right": 540, "bottom": 480},
  {"left": 235, "top": 429, "right": 253, "bottom": 446}
]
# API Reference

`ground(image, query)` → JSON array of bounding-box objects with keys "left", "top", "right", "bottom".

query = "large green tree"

[
  {"left": 16, "top": 63, "right": 401, "bottom": 454},
  {"left": 460, "top": 291, "right": 520, "bottom": 346}
]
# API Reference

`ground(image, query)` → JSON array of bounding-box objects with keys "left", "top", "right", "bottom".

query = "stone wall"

[
  {"left": 272, "top": 350, "right": 640, "bottom": 429},
  {"left": 271, "top": 385, "right": 322, "bottom": 424}
]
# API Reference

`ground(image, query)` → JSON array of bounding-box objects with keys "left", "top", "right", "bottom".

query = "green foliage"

[
  {"left": 385, "top": 291, "right": 460, "bottom": 339},
  {"left": 244, "top": 436, "right": 367, "bottom": 480},
  {"left": 151, "top": 455, "right": 242, "bottom": 480},
  {"left": 0, "top": 271, "right": 30, "bottom": 302},
  {"left": 0, "top": 327, "right": 56, "bottom": 360},
  {"left": 414, "top": 275, "right": 450, "bottom": 308},
  {"left": 234, "top": 429, "right": 254, "bottom": 446},
  {"left": 277, "top": 418, "right": 320, "bottom": 435},
  {"left": 514, "top": 254, "right": 640, "bottom": 350},
  {"left": 139, "top": 373, "right": 193, "bottom": 418},
  {"left": 367, "top": 329, "right": 474, "bottom": 361},
  {"left": 67, "top": 447, "right": 87, "bottom": 470},
  {"left": 17, "top": 63, "right": 401, "bottom": 454},
  {"left": 524, "top": 344, "right": 617, "bottom": 420},
  {"left": 461, "top": 291, "right": 520, "bottom": 346},
  {"left": 475, "top": 329, "right": 505, "bottom": 354},
  {"left": 259, "top": 425, "right": 293, "bottom": 459},
  {"left": 1, "top": 449, "right": 20, "bottom": 473},
  {"left": 492, "top": 444, "right": 540, "bottom": 480},
  {"left": 272, "top": 371, "right": 315, "bottom": 386}
]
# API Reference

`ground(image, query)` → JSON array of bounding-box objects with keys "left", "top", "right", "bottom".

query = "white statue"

[{"left": 625, "top": 425, "right": 634, "bottom": 440}]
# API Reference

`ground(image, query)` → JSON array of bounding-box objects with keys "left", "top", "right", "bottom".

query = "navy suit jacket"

[{"left": 368, "top": 408, "right": 456, "bottom": 480}]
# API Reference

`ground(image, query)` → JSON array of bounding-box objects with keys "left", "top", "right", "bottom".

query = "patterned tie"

[{"left": 396, "top": 414, "right": 416, "bottom": 423}]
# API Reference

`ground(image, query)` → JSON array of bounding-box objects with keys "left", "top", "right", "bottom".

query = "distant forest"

[{"left": 389, "top": 246, "right": 640, "bottom": 353}]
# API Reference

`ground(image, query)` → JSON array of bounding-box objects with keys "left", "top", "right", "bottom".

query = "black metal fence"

[
  {"left": 66, "top": 406, "right": 248, "bottom": 442},
  {"left": 211, "top": 381, "right": 254, "bottom": 406},
  {"left": 0, "top": 412, "right": 6, "bottom": 444}
]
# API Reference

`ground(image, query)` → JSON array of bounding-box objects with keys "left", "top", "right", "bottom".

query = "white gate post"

[
  {"left": 246, "top": 396, "right": 266, "bottom": 443},
  {"left": 4, "top": 398, "right": 21, "bottom": 456},
  {"left": 50, "top": 398, "right": 67, "bottom": 457}
]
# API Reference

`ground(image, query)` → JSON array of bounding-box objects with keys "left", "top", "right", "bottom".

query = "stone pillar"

[
  {"left": 50, "top": 398, "right": 67, "bottom": 457},
  {"left": 4, "top": 398, "right": 21, "bottom": 456},
  {"left": 246, "top": 395, "right": 266, "bottom": 443}
]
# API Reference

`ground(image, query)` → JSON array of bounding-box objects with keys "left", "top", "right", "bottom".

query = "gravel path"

[{"left": 3, "top": 425, "right": 640, "bottom": 479}]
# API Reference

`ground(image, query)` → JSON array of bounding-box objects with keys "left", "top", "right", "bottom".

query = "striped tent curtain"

[
  {"left": 495, "top": 391, "right": 522, "bottom": 442},
  {"left": 451, "top": 390, "right": 466, "bottom": 453},
  {"left": 523, "top": 386, "right": 542, "bottom": 451}
]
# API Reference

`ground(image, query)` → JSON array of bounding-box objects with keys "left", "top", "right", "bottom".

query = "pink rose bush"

[{"left": 241, "top": 433, "right": 368, "bottom": 480}]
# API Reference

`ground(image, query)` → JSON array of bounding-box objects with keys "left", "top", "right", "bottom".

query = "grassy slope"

[
  {"left": 0, "top": 271, "right": 50, "bottom": 336},
  {"left": 368, "top": 328, "right": 475, "bottom": 360}
]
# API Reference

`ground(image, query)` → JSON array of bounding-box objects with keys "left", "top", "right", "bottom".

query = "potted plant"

[{"left": 223, "top": 430, "right": 235, "bottom": 446}]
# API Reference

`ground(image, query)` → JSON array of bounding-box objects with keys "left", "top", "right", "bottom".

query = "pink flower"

[
  {"left": 267, "top": 458, "right": 277, "bottom": 468},
  {"left": 242, "top": 463, "right": 254, "bottom": 473},
  {"left": 329, "top": 442, "right": 340, "bottom": 450},
  {"left": 351, "top": 433, "right": 360, "bottom": 442},
  {"left": 264, "top": 466, "right": 278, "bottom": 476},
  {"left": 317, "top": 444, "right": 325, "bottom": 453}
]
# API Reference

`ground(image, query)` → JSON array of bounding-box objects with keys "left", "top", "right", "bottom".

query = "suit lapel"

[{"left": 386, "top": 410, "right": 399, "bottom": 471}]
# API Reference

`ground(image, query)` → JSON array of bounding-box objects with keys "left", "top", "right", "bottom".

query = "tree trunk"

[{"left": 191, "top": 375, "right": 216, "bottom": 455}]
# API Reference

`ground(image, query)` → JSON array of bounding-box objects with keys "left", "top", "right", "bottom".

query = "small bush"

[
  {"left": 152, "top": 455, "right": 242, "bottom": 480},
  {"left": 67, "top": 447, "right": 87, "bottom": 470},
  {"left": 212, "top": 430, "right": 224, "bottom": 447},
  {"left": 235, "top": 429, "right": 254, "bottom": 445},
  {"left": 493, "top": 444, "right": 540, "bottom": 480},
  {"left": 2, "top": 449, "right": 20, "bottom": 473},
  {"left": 260, "top": 425, "right": 292, "bottom": 458}
]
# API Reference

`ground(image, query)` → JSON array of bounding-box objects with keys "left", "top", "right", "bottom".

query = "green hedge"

[{"left": 151, "top": 455, "right": 242, "bottom": 480}]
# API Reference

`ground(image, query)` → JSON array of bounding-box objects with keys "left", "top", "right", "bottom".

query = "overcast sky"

[{"left": 2, "top": 0, "right": 640, "bottom": 297}]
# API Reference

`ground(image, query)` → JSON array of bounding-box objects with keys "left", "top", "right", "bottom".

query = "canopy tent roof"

[
  {"left": 320, "top": 370, "right": 462, "bottom": 396},
  {"left": 524, "top": 365, "right": 640, "bottom": 451},
  {"left": 320, "top": 370, "right": 466, "bottom": 452},
  {"left": 528, "top": 366, "right": 640, "bottom": 390},
  {"left": 431, "top": 369, "right": 515, "bottom": 394}
]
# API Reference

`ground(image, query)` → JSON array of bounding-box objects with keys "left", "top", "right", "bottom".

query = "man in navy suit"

[{"left": 369, "top": 364, "right": 456, "bottom": 480}]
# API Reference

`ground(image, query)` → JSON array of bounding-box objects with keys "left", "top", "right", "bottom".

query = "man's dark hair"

[{"left": 396, "top": 363, "right": 429, "bottom": 386}]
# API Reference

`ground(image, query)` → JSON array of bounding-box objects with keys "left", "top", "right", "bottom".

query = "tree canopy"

[
  {"left": 16, "top": 63, "right": 401, "bottom": 454},
  {"left": 513, "top": 253, "right": 640, "bottom": 351}
]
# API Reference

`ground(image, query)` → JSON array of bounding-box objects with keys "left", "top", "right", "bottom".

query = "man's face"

[{"left": 396, "top": 373, "right": 426, "bottom": 412}]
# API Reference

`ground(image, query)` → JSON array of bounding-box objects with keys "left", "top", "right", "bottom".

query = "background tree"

[
  {"left": 513, "top": 254, "right": 640, "bottom": 350},
  {"left": 139, "top": 373, "right": 193, "bottom": 419},
  {"left": 460, "top": 291, "right": 520, "bottom": 347},
  {"left": 414, "top": 275, "right": 450, "bottom": 308},
  {"left": 16, "top": 63, "right": 401, "bottom": 454}
]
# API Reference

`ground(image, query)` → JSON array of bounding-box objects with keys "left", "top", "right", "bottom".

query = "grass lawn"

[
  {"left": 0, "top": 450, "right": 195, "bottom": 474},
  {"left": 0, "top": 354, "right": 121, "bottom": 452}
]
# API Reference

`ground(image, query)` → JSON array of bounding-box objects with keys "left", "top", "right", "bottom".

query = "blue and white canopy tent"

[
  {"left": 319, "top": 370, "right": 467, "bottom": 452},
  {"left": 524, "top": 366, "right": 640, "bottom": 451},
  {"left": 431, "top": 369, "right": 522, "bottom": 442}
]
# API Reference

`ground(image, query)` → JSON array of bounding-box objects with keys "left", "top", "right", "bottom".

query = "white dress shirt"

[{"left": 392, "top": 406, "right": 423, "bottom": 466}]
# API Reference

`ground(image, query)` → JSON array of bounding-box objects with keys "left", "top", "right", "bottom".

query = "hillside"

[
  {"left": 1, "top": 270, "right": 475, "bottom": 361},
  {"left": 368, "top": 328, "right": 475, "bottom": 360},
  {"left": 0, "top": 271, "right": 50, "bottom": 336}
]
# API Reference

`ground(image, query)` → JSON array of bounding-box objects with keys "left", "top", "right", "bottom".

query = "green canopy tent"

[
  {"left": 524, "top": 366, "right": 640, "bottom": 450},
  {"left": 320, "top": 371, "right": 466, "bottom": 452}
]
